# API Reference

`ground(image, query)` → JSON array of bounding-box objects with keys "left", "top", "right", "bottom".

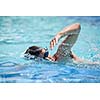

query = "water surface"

[{"left": 0, "top": 16, "right": 100, "bottom": 83}]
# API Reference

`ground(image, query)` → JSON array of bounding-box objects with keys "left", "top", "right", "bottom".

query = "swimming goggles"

[{"left": 43, "top": 48, "right": 49, "bottom": 59}]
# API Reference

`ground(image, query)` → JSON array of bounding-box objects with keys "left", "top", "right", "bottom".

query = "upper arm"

[
  {"left": 58, "top": 23, "right": 81, "bottom": 48},
  {"left": 56, "top": 23, "right": 81, "bottom": 54},
  {"left": 58, "top": 33, "right": 79, "bottom": 50},
  {"left": 50, "top": 23, "right": 81, "bottom": 52}
]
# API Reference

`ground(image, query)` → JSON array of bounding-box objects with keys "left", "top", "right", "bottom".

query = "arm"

[
  {"left": 50, "top": 23, "right": 81, "bottom": 50},
  {"left": 57, "top": 23, "right": 80, "bottom": 38},
  {"left": 72, "top": 52, "right": 100, "bottom": 64}
]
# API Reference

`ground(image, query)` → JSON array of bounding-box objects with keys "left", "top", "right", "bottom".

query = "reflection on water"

[{"left": 0, "top": 16, "right": 100, "bottom": 83}]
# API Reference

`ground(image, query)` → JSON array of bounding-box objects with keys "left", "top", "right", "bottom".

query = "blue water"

[{"left": 0, "top": 16, "right": 100, "bottom": 83}]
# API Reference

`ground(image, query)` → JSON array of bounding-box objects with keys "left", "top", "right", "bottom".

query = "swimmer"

[{"left": 24, "top": 23, "right": 99, "bottom": 64}]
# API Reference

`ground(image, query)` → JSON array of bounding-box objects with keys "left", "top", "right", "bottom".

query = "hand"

[{"left": 50, "top": 35, "right": 60, "bottom": 50}]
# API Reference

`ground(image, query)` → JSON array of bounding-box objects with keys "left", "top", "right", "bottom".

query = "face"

[
  {"left": 24, "top": 47, "right": 49, "bottom": 59},
  {"left": 38, "top": 48, "right": 49, "bottom": 59},
  {"left": 39, "top": 49, "right": 46, "bottom": 57}
]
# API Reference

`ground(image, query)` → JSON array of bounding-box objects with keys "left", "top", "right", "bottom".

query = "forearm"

[
  {"left": 49, "top": 23, "right": 81, "bottom": 50},
  {"left": 56, "top": 23, "right": 81, "bottom": 39}
]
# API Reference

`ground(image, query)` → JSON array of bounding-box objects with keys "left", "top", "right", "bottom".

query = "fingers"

[
  {"left": 50, "top": 40, "right": 54, "bottom": 50},
  {"left": 50, "top": 37, "right": 57, "bottom": 50}
]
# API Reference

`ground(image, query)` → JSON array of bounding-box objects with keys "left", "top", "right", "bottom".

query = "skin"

[
  {"left": 40, "top": 23, "right": 83, "bottom": 62},
  {"left": 39, "top": 23, "right": 100, "bottom": 64}
]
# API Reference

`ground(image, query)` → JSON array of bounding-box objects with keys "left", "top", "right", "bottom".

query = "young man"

[{"left": 24, "top": 23, "right": 99, "bottom": 64}]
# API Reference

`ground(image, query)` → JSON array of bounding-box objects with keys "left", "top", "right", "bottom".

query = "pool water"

[{"left": 0, "top": 16, "right": 100, "bottom": 83}]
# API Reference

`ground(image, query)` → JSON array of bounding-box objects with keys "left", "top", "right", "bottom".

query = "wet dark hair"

[{"left": 24, "top": 46, "right": 42, "bottom": 56}]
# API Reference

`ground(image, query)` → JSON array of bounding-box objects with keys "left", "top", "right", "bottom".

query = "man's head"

[{"left": 24, "top": 46, "right": 49, "bottom": 59}]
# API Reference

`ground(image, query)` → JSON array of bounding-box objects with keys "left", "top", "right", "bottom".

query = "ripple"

[{"left": 0, "top": 16, "right": 100, "bottom": 83}]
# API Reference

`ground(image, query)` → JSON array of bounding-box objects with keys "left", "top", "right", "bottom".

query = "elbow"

[{"left": 75, "top": 23, "right": 81, "bottom": 30}]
